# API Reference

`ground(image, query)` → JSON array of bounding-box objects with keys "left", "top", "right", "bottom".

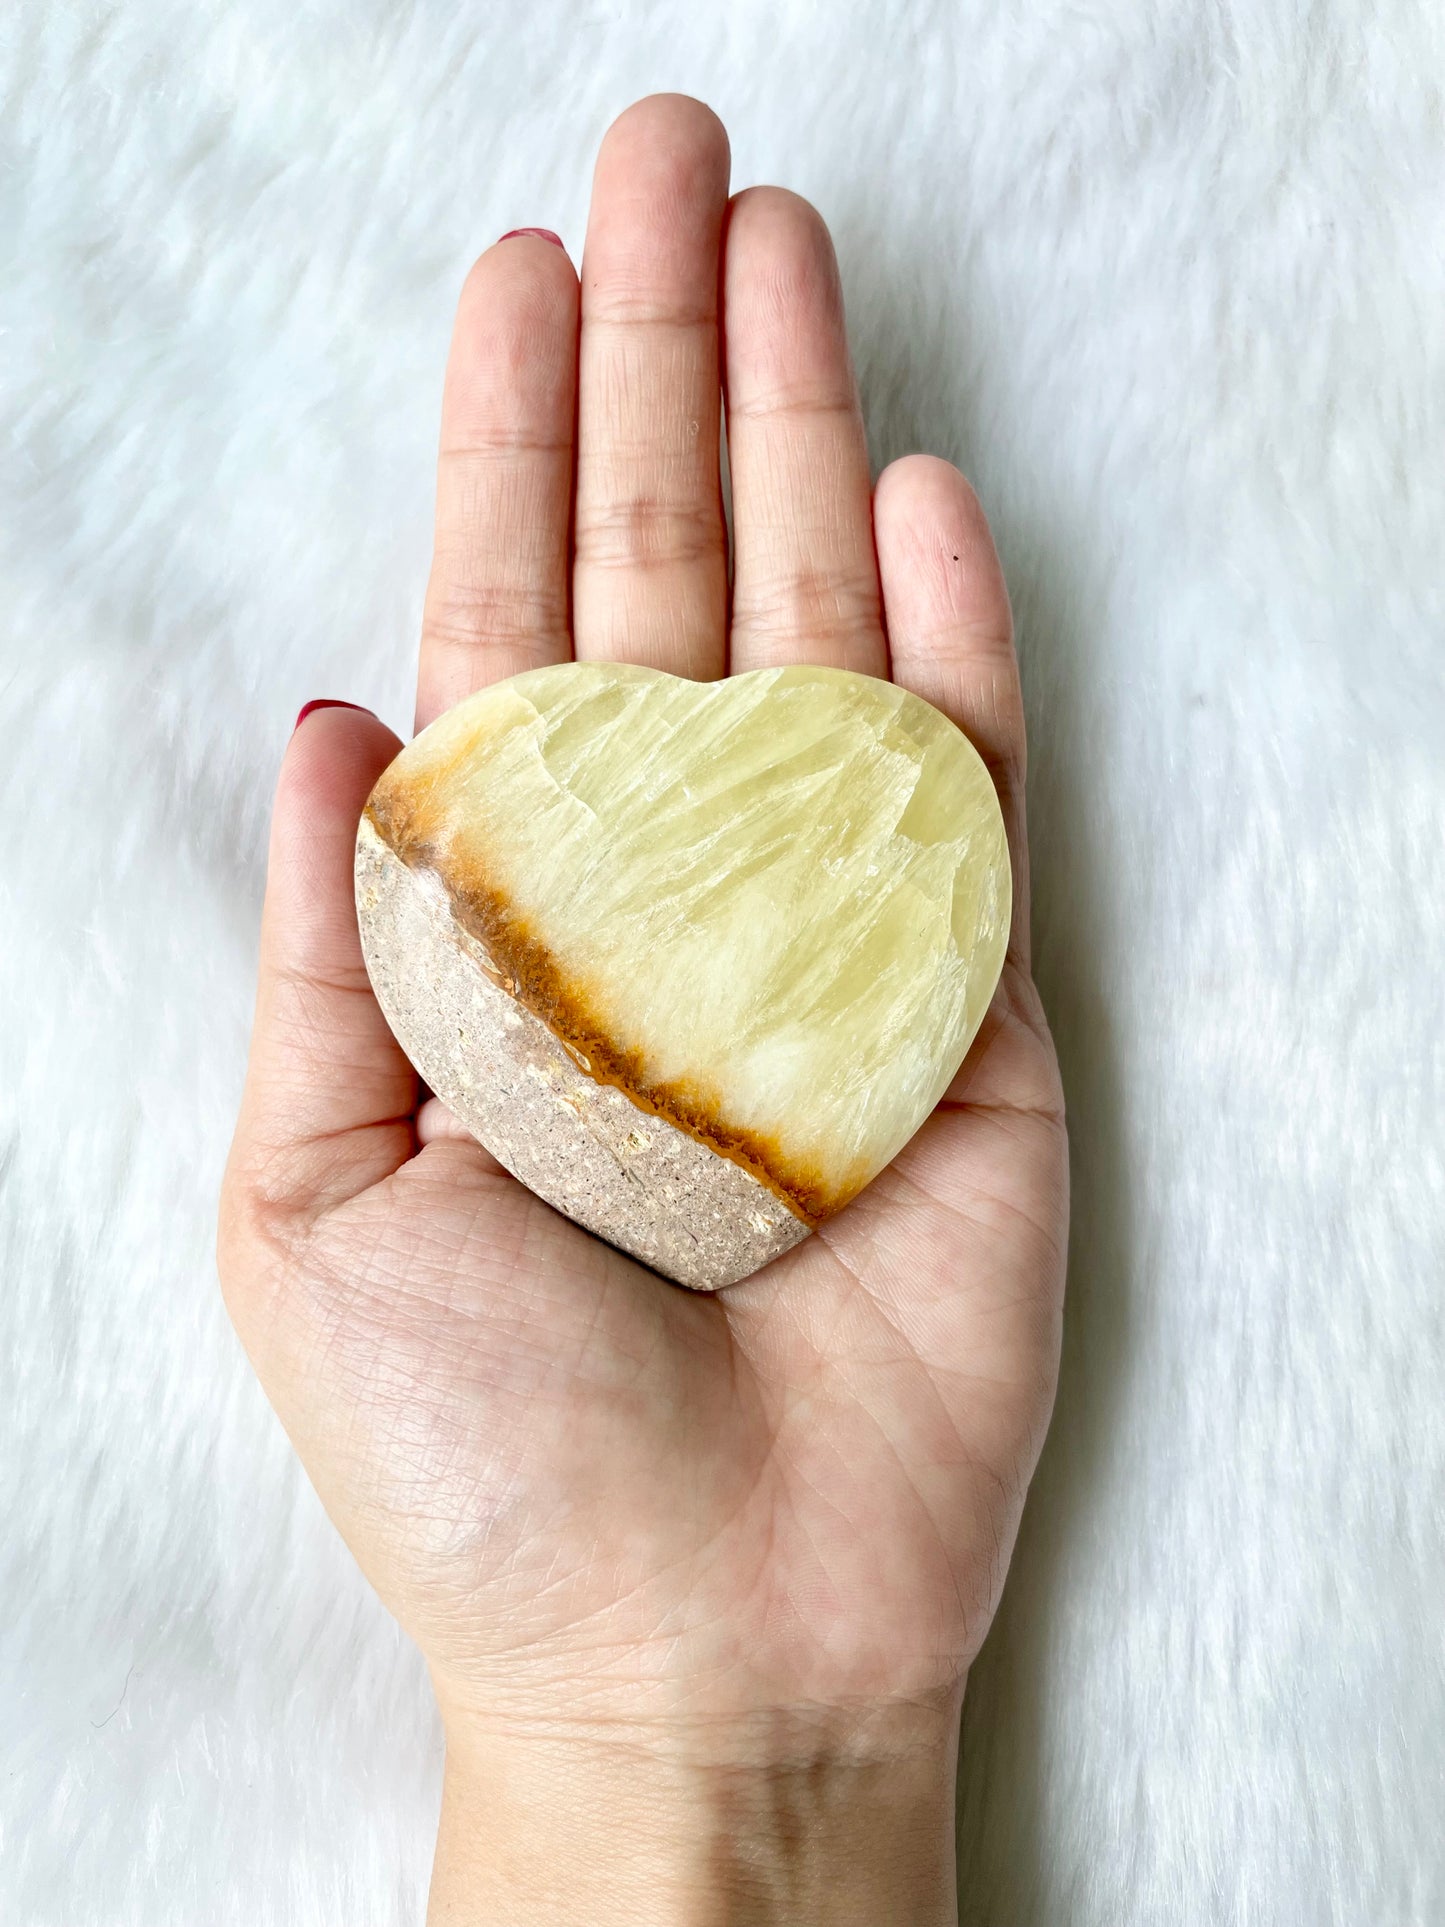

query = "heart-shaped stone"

[{"left": 355, "top": 662, "right": 1010, "bottom": 1289}]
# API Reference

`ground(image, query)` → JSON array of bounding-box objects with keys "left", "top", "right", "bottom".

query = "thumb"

[{"left": 227, "top": 701, "right": 415, "bottom": 1220}]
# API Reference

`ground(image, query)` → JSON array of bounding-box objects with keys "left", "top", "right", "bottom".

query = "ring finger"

[{"left": 723, "top": 188, "right": 885, "bottom": 676}]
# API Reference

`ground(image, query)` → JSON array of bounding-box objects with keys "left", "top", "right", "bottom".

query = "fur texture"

[{"left": 3, "top": 2, "right": 1442, "bottom": 1920}]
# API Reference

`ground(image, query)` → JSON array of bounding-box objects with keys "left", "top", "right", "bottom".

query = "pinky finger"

[{"left": 874, "top": 454, "right": 1031, "bottom": 967}]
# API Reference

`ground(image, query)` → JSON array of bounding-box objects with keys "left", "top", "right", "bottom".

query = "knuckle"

[
  {"left": 728, "top": 386, "right": 854, "bottom": 425},
  {"left": 421, "top": 578, "right": 568, "bottom": 653},
  {"left": 732, "top": 559, "right": 879, "bottom": 644},
  {"left": 574, "top": 493, "right": 724, "bottom": 573},
  {"left": 585, "top": 286, "right": 713, "bottom": 329}
]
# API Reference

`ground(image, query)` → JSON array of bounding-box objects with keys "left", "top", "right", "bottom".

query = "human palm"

[{"left": 220, "top": 92, "right": 1066, "bottom": 1882}]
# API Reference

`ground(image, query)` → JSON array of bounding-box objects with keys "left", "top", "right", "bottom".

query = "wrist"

[{"left": 427, "top": 1692, "right": 963, "bottom": 1927}]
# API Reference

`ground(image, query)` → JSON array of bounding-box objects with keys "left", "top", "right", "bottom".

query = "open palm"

[{"left": 220, "top": 93, "right": 1066, "bottom": 1814}]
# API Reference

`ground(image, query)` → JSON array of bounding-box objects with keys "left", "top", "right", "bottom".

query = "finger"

[
  {"left": 415, "top": 233, "right": 579, "bottom": 731},
  {"left": 415, "top": 1094, "right": 504, "bottom": 1159},
  {"left": 873, "top": 454, "right": 1030, "bottom": 964},
  {"left": 723, "top": 188, "right": 885, "bottom": 675},
  {"left": 572, "top": 94, "right": 730, "bottom": 678},
  {"left": 226, "top": 704, "right": 415, "bottom": 1221}
]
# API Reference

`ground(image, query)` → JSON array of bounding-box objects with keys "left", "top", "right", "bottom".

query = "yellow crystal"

[{"left": 364, "top": 662, "right": 1010, "bottom": 1225}]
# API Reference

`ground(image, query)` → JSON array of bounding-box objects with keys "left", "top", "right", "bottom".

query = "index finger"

[{"left": 415, "top": 234, "right": 579, "bottom": 731}]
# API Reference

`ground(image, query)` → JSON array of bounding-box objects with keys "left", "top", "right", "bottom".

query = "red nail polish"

[
  {"left": 294, "top": 698, "right": 373, "bottom": 732},
  {"left": 498, "top": 227, "right": 565, "bottom": 248}
]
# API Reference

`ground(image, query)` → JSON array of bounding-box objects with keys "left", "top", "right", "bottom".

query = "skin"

[{"left": 219, "top": 95, "right": 1068, "bottom": 1925}]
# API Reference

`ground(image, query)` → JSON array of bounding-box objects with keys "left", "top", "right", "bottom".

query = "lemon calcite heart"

[{"left": 355, "top": 662, "right": 1010, "bottom": 1290}]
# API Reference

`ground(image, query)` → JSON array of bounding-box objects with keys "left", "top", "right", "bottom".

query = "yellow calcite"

[{"left": 364, "top": 662, "right": 1010, "bottom": 1222}]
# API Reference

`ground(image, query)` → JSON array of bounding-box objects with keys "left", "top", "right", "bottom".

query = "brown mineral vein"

[{"left": 363, "top": 795, "right": 825, "bottom": 1226}]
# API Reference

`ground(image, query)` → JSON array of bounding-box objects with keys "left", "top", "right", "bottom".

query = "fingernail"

[
  {"left": 498, "top": 227, "right": 564, "bottom": 248},
  {"left": 294, "top": 698, "right": 373, "bottom": 732}
]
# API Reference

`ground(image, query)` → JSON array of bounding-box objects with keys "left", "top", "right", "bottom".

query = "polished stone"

[{"left": 356, "top": 661, "right": 1010, "bottom": 1287}]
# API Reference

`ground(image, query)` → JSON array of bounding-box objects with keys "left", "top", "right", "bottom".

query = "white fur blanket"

[{"left": 4, "top": 3, "right": 1442, "bottom": 1920}]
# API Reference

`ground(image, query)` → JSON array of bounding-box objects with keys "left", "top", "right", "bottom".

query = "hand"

[{"left": 219, "top": 95, "right": 1067, "bottom": 1926}]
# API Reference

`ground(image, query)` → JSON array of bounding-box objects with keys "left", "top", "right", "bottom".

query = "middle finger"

[{"left": 572, "top": 95, "right": 731, "bottom": 680}]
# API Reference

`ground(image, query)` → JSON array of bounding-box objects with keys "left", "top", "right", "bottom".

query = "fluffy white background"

[{"left": 3, "top": 1, "right": 1442, "bottom": 1920}]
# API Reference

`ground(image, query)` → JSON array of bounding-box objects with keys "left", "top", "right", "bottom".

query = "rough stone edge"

[{"left": 354, "top": 815, "right": 811, "bottom": 1291}]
